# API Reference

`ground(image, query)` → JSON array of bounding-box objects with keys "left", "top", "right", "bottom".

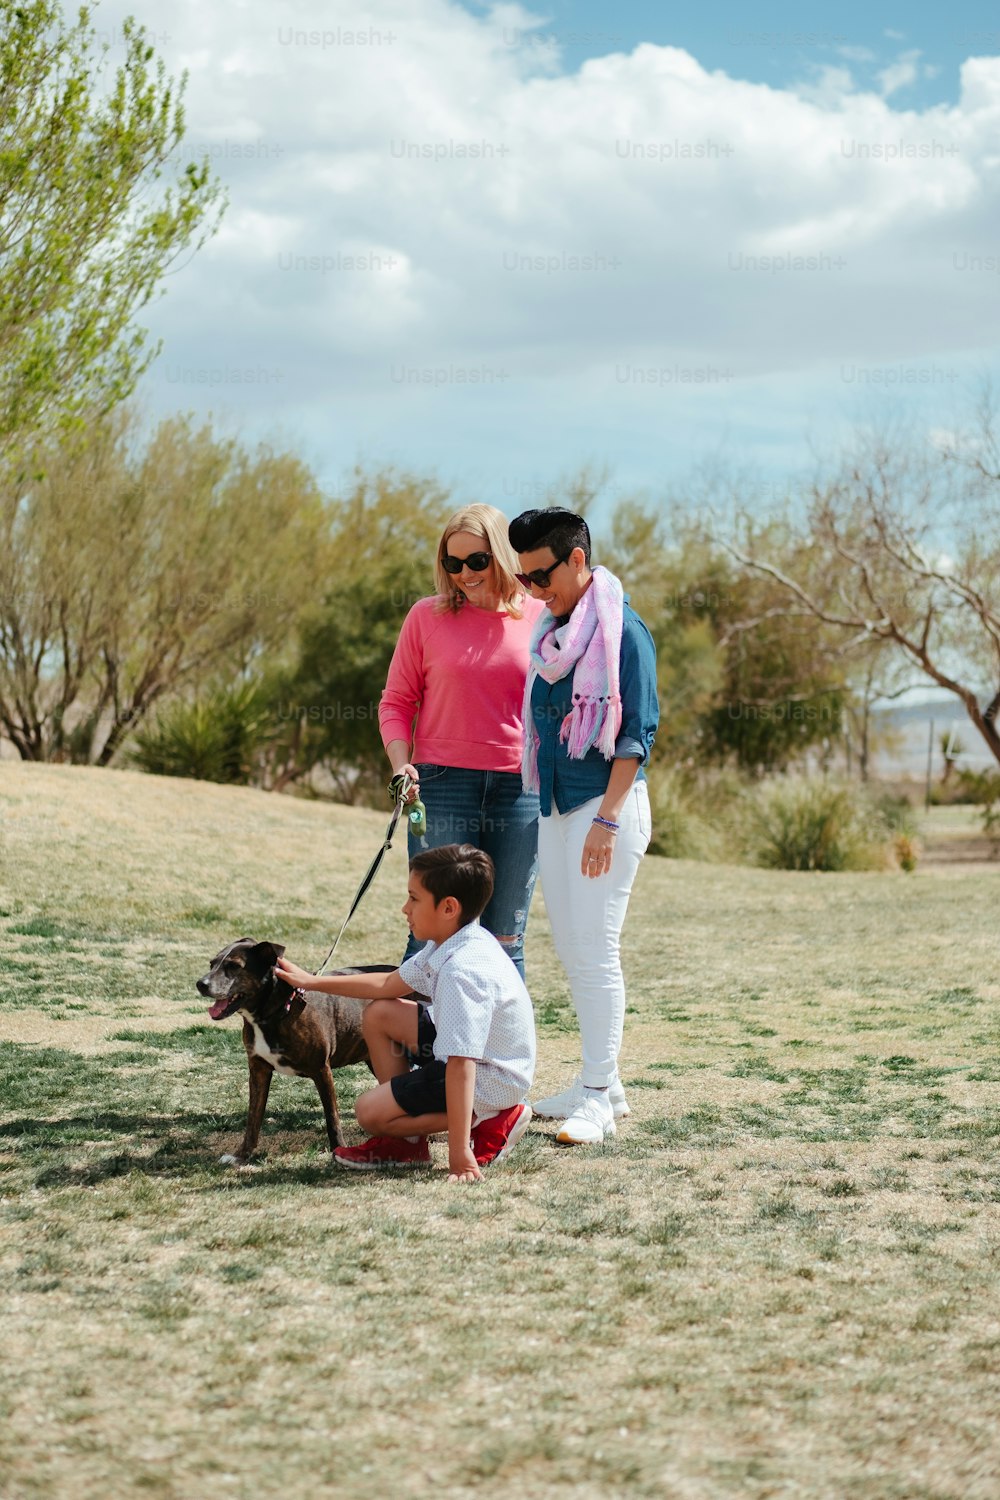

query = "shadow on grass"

[
  {"left": 0, "top": 1108, "right": 367, "bottom": 1189},
  {"left": 32, "top": 1152, "right": 371, "bottom": 1192},
  {"left": 7, "top": 1106, "right": 553, "bottom": 1191}
]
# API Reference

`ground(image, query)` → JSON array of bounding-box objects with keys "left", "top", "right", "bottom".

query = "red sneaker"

[
  {"left": 334, "top": 1135, "right": 431, "bottom": 1171},
  {"left": 471, "top": 1103, "right": 533, "bottom": 1166}
]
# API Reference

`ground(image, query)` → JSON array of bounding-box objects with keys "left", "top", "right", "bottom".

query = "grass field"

[{"left": 1, "top": 763, "right": 999, "bottom": 1500}]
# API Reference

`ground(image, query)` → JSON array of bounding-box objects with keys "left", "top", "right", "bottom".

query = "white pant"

[{"left": 537, "top": 782, "right": 651, "bottom": 1088}]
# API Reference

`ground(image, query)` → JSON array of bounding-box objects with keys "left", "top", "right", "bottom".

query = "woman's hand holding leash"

[
  {"left": 388, "top": 764, "right": 421, "bottom": 804},
  {"left": 389, "top": 768, "right": 426, "bottom": 836}
]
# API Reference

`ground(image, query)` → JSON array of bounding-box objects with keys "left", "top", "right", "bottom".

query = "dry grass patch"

[{"left": 2, "top": 763, "right": 1000, "bottom": 1499}]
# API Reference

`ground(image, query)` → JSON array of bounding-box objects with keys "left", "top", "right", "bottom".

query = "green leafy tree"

[
  {"left": 275, "top": 469, "right": 454, "bottom": 802},
  {"left": 0, "top": 1, "right": 224, "bottom": 456},
  {"left": 600, "top": 500, "right": 723, "bottom": 760},
  {"left": 0, "top": 409, "right": 332, "bottom": 762},
  {"left": 702, "top": 578, "right": 847, "bottom": 771},
  {"left": 602, "top": 499, "right": 844, "bottom": 770}
]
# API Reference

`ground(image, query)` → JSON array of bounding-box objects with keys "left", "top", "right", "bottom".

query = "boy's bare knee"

[
  {"left": 356, "top": 1090, "right": 380, "bottom": 1130},
  {"left": 495, "top": 934, "right": 517, "bottom": 948},
  {"left": 362, "top": 999, "right": 390, "bottom": 1038}
]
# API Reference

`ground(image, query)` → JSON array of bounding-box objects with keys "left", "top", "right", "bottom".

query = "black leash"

[{"left": 314, "top": 773, "right": 424, "bottom": 976}]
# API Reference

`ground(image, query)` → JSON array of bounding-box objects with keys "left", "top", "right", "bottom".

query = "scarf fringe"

[
  {"left": 596, "top": 691, "right": 622, "bottom": 757},
  {"left": 559, "top": 690, "right": 621, "bottom": 760}
]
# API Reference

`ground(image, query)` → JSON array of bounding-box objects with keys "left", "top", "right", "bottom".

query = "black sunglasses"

[
  {"left": 442, "top": 550, "right": 492, "bottom": 575},
  {"left": 515, "top": 554, "right": 570, "bottom": 590}
]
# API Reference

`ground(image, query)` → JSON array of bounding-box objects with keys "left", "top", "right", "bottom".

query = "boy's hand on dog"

[
  {"left": 275, "top": 956, "right": 315, "bottom": 989},
  {"left": 447, "top": 1144, "right": 483, "bottom": 1185}
]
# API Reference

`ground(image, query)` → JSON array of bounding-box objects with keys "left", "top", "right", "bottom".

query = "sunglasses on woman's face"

[
  {"left": 515, "top": 554, "right": 570, "bottom": 589},
  {"left": 442, "top": 550, "right": 492, "bottom": 574}
]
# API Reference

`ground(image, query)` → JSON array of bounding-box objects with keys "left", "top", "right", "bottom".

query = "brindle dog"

[{"left": 197, "top": 938, "right": 392, "bottom": 1165}]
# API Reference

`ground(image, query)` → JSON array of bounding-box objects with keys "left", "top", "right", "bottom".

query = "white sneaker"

[
  {"left": 533, "top": 1074, "right": 630, "bottom": 1121},
  {"left": 556, "top": 1091, "right": 617, "bottom": 1145}
]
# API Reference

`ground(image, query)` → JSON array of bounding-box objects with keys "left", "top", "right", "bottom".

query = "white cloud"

[
  {"left": 877, "top": 48, "right": 922, "bottom": 97},
  {"left": 88, "top": 0, "right": 1000, "bottom": 495}
]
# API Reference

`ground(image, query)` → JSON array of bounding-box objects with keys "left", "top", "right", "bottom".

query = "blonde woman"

[{"left": 380, "top": 504, "right": 544, "bottom": 979}]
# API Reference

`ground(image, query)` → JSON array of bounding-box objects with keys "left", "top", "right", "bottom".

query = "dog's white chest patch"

[{"left": 245, "top": 1018, "right": 300, "bottom": 1077}]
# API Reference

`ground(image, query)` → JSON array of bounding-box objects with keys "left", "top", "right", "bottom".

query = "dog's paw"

[{"left": 219, "top": 1153, "right": 247, "bottom": 1168}]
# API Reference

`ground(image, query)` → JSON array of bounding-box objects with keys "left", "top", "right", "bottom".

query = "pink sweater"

[{"left": 380, "top": 595, "right": 545, "bottom": 773}]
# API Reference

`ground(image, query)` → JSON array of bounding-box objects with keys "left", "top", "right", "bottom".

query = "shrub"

[
  {"left": 646, "top": 768, "right": 925, "bottom": 871},
  {"left": 933, "top": 767, "right": 1000, "bottom": 807},
  {"left": 873, "top": 791, "right": 919, "bottom": 837},
  {"left": 128, "top": 682, "right": 273, "bottom": 784},
  {"left": 956, "top": 769, "right": 1000, "bottom": 849},
  {"left": 893, "top": 834, "right": 920, "bottom": 873},
  {"left": 738, "top": 776, "right": 893, "bottom": 872},
  {"left": 644, "top": 766, "right": 736, "bottom": 861},
  {"left": 984, "top": 805, "right": 1000, "bottom": 854}
]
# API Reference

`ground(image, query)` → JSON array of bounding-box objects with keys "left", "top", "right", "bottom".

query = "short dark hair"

[
  {"left": 409, "top": 844, "right": 494, "bottom": 926},
  {"left": 508, "top": 506, "right": 591, "bottom": 567}
]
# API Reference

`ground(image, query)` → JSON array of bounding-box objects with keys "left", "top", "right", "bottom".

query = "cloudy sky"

[{"left": 93, "top": 0, "right": 1000, "bottom": 519}]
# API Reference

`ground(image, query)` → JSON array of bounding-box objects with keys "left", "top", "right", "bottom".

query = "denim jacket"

[{"left": 529, "top": 601, "right": 659, "bottom": 817}]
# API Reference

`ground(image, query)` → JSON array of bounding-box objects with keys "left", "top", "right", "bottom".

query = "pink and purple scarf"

[{"left": 521, "top": 565, "right": 625, "bottom": 794}]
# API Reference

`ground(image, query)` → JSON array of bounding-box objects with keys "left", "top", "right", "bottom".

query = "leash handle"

[
  {"left": 388, "top": 770, "right": 416, "bottom": 805},
  {"left": 314, "top": 773, "right": 415, "bottom": 976}
]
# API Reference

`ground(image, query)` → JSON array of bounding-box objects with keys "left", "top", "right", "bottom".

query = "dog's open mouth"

[{"left": 208, "top": 997, "right": 237, "bottom": 1021}]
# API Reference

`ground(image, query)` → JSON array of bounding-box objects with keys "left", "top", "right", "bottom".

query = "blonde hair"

[{"left": 433, "top": 503, "right": 525, "bottom": 616}]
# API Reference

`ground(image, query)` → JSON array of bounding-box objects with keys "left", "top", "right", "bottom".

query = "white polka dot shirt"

[{"left": 399, "top": 922, "right": 536, "bottom": 1116}]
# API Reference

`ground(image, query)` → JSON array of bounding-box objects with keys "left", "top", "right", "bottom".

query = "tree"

[
  {"left": 273, "top": 468, "right": 454, "bottom": 801},
  {"left": 0, "top": 2, "right": 224, "bottom": 458},
  {"left": 703, "top": 569, "right": 848, "bottom": 771},
  {"left": 841, "top": 643, "right": 915, "bottom": 782},
  {"left": 717, "top": 409, "right": 1000, "bottom": 770},
  {"left": 0, "top": 410, "right": 333, "bottom": 762},
  {"left": 601, "top": 498, "right": 846, "bottom": 771},
  {"left": 600, "top": 499, "right": 723, "bottom": 761}
]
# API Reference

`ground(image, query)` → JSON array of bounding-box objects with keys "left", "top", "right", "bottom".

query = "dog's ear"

[{"left": 246, "top": 941, "right": 285, "bottom": 978}]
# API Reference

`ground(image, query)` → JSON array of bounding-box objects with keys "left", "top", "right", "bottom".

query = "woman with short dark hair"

[{"left": 509, "top": 506, "right": 659, "bottom": 1144}]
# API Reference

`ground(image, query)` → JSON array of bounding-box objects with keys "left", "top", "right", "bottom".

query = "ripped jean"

[{"left": 402, "top": 764, "right": 539, "bottom": 981}]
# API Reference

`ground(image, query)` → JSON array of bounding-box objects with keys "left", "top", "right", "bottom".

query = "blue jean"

[{"left": 402, "top": 764, "right": 539, "bottom": 980}]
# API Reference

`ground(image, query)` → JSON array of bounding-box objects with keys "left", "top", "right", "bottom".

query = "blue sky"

[
  {"left": 94, "top": 0, "right": 1000, "bottom": 529},
  {"left": 460, "top": 0, "right": 1000, "bottom": 110}
]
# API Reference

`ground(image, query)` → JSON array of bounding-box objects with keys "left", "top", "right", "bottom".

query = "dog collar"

[{"left": 285, "top": 987, "right": 305, "bottom": 1013}]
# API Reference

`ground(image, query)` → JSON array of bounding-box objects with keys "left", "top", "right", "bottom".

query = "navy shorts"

[{"left": 391, "top": 1006, "right": 447, "bottom": 1117}]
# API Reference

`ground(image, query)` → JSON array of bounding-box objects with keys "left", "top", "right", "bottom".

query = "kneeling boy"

[{"left": 276, "top": 844, "right": 536, "bottom": 1183}]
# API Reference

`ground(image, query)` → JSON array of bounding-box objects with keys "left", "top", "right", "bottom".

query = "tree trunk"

[{"left": 965, "top": 688, "right": 1000, "bottom": 769}]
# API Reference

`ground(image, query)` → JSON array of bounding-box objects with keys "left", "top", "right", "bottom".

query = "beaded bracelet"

[{"left": 592, "top": 814, "right": 620, "bottom": 832}]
